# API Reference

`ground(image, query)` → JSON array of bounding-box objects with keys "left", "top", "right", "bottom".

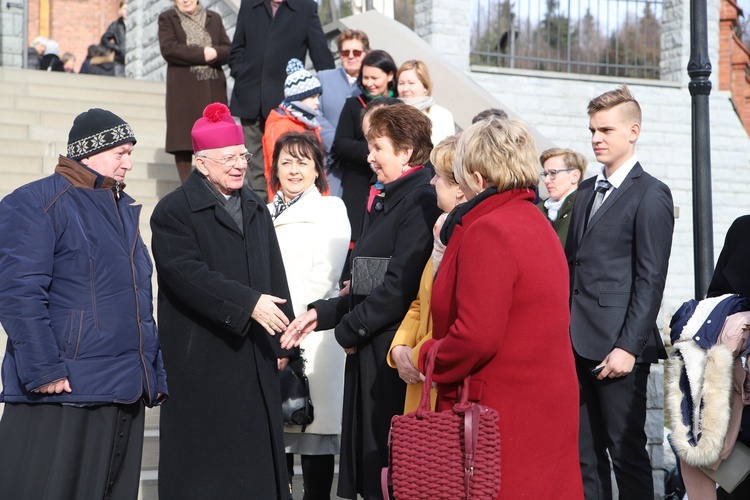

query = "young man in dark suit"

[
  {"left": 567, "top": 85, "right": 674, "bottom": 499},
  {"left": 229, "top": 0, "right": 335, "bottom": 202}
]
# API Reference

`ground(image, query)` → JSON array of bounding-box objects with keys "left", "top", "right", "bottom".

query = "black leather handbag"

[
  {"left": 351, "top": 256, "right": 390, "bottom": 296},
  {"left": 279, "top": 356, "right": 314, "bottom": 431}
]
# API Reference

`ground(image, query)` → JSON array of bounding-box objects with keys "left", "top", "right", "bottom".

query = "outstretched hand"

[
  {"left": 252, "top": 294, "right": 289, "bottom": 335},
  {"left": 280, "top": 308, "right": 319, "bottom": 349}
]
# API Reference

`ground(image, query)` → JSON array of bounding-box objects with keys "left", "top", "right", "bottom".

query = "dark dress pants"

[
  {"left": 576, "top": 353, "right": 653, "bottom": 499},
  {"left": 241, "top": 117, "right": 268, "bottom": 202}
]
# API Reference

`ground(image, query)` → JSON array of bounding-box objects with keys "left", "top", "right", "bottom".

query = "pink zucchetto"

[{"left": 191, "top": 102, "right": 245, "bottom": 153}]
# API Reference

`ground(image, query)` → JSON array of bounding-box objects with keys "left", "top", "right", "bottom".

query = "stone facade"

[
  {"left": 1, "top": 2, "right": 25, "bottom": 68},
  {"left": 413, "top": 0, "right": 470, "bottom": 70}
]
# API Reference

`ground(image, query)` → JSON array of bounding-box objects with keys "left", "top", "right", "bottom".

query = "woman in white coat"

[
  {"left": 396, "top": 60, "right": 455, "bottom": 145},
  {"left": 268, "top": 131, "right": 351, "bottom": 499}
]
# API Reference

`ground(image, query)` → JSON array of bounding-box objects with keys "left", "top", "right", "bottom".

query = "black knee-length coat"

[
  {"left": 311, "top": 167, "right": 441, "bottom": 499},
  {"left": 150, "top": 171, "right": 295, "bottom": 499}
]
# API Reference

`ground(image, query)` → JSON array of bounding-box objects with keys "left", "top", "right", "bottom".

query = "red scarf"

[{"left": 366, "top": 165, "right": 424, "bottom": 212}]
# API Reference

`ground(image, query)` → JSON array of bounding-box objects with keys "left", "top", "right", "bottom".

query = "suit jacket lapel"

[{"left": 576, "top": 182, "right": 595, "bottom": 246}]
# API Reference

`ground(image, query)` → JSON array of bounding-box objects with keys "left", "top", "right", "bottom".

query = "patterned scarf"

[
  {"left": 175, "top": 4, "right": 219, "bottom": 81},
  {"left": 281, "top": 100, "right": 320, "bottom": 129},
  {"left": 271, "top": 188, "right": 305, "bottom": 220}
]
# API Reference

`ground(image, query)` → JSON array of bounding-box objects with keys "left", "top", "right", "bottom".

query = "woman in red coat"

[{"left": 418, "top": 118, "right": 584, "bottom": 499}]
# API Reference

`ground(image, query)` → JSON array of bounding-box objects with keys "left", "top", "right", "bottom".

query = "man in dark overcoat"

[
  {"left": 151, "top": 102, "right": 296, "bottom": 499},
  {"left": 229, "top": 0, "right": 334, "bottom": 201}
]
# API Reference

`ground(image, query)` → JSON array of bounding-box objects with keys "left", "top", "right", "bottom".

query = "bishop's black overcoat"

[{"left": 151, "top": 171, "right": 295, "bottom": 499}]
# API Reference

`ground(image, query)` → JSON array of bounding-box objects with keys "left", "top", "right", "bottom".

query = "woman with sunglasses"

[
  {"left": 537, "top": 147, "right": 587, "bottom": 247},
  {"left": 317, "top": 30, "right": 370, "bottom": 196}
]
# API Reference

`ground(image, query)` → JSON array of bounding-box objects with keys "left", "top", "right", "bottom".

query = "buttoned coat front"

[
  {"left": 567, "top": 163, "right": 673, "bottom": 363},
  {"left": 151, "top": 171, "right": 295, "bottom": 499},
  {"left": 269, "top": 189, "right": 350, "bottom": 436},
  {"left": 311, "top": 167, "right": 441, "bottom": 499}
]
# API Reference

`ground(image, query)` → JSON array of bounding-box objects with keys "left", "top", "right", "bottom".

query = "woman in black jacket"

[
  {"left": 332, "top": 50, "right": 397, "bottom": 242},
  {"left": 282, "top": 104, "right": 440, "bottom": 499}
]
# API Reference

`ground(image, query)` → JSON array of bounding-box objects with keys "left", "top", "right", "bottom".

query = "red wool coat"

[{"left": 419, "top": 189, "right": 584, "bottom": 499}]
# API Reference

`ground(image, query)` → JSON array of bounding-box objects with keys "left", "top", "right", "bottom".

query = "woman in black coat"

[
  {"left": 332, "top": 50, "right": 397, "bottom": 242},
  {"left": 706, "top": 215, "right": 750, "bottom": 500},
  {"left": 282, "top": 104, "right": 441, "bottom": 499}
]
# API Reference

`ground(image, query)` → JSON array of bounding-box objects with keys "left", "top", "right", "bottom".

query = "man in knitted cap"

[
  {"left": 151, "top": 102, "right": 296, "bottom": 499},
  {"left": 261, "top": 58, "right": 324, "bottom": 199},
  {"left": 0, "top": 108, "right": 167, "bottom": 499}
]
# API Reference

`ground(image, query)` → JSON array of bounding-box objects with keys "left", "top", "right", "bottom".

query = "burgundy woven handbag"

[{"left": 381, "top": 341, "right": 501, "bottom": 499}]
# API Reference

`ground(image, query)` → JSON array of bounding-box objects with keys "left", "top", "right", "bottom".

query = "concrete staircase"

[{"left": 0, "top": 66, "right": 178, "bottom": 500}]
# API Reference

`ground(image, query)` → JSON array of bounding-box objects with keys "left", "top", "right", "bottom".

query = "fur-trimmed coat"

[{"left": 666, "top": 294, "right": 750, "bottom": 467}]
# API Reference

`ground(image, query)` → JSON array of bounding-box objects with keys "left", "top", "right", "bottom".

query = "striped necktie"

[{"left": 588, "top": 179, "right": 612, "bottom": 223}]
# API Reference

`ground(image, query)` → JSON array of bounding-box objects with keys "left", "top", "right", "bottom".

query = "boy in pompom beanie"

[{"left": 262, "top": 58, "right": 327, "bottom": 200}]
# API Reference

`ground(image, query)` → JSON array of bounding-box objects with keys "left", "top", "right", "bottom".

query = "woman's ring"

[{"left": 267, "top": 321, "right": 274, "bottom": 328}]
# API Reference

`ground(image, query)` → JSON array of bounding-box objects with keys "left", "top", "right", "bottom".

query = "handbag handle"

[{"left": 417, "top": 340, "right": 471, "bottom": 418}]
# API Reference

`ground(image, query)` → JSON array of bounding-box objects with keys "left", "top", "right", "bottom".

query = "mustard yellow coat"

[{"left": 387, "top": 258, "right": 438, "bottom": 413}]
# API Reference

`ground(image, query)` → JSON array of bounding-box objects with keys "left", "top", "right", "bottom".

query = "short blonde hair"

[
  {"left": 396, "top": 60, "right": 432, "bottom": 95},
  {"left": 539, "top": 148, "right": 587, "bottom": 176},
  {"left": 431, "top": 134, "right": 460, "bottom": 184},
  {"left": 454, "top": 118, "right": 539, "bottom": 193},
  {"left": 587, "top": 84, "right": 641, "bottom": 125}
]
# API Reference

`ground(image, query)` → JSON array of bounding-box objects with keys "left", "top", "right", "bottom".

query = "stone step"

[
  {"left": 0, "top": 80, "right": 165, "bottom": 108},
  {"left": 139, "top": 470, "right": 158, "bottom": 500},
  {"left": 10, "top": 96, "right": 165, "bottom": 121},
  {"left": 0, "top": 123, "right": 168, "bottom": 150},
  {"left": 23, "top": 84, "right": 165, "bottom": 108},
  {"left": 0, "top": 67, "right": 166, "bottom": 95},
  {"left": 0, "top": 172, "right": 179, "bottom": 199},
  {"left": 141, "top": 428, "right": 159, "bottom": 471}
]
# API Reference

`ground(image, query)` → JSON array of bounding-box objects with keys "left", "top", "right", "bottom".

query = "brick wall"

[
  {"left": 720, "top": 0, "right": 750, "bottom": 136},
  {"left": 26, "top": 0, "right": 120, "bottom": 73}
]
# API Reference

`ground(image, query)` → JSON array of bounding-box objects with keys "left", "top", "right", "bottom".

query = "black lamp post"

[{"left": 688, "top": 0, "right": 714, "bottom": 299}]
